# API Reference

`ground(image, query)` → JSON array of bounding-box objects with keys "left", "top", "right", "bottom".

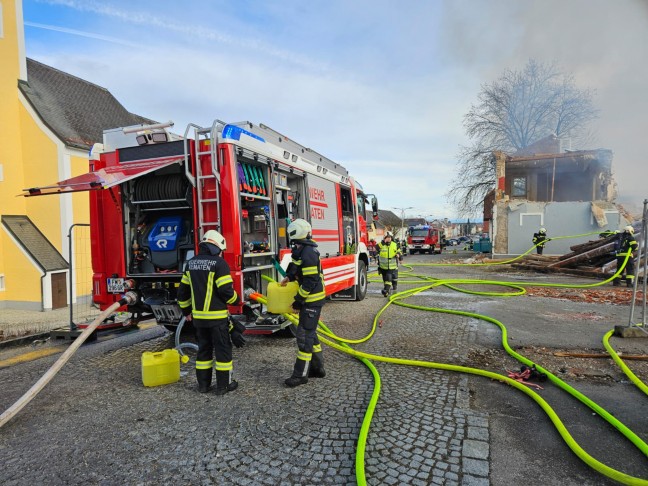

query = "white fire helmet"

[
  {"left": 287, "top": 219, "right": 312, "bottom": 240},
  {"left": 202, "top": 230, "right": 227, "bottom": 251},
  {"left": 385, "top": 231, "right": 393, "bottom": 238},
  {"left": 624, "top": 225, "right": 634, "bottom": 235},
  {"left": 539, "top": 228, "right": 546, "bottom": 234}
]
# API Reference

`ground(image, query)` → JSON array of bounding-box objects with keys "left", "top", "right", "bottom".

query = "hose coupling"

[{"left": 119, "top": 291, "right": 139, "bottom": 306}]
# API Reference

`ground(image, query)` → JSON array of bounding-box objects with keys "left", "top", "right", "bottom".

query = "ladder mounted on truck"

[{"left": 184, "top": 121, "right": 226, "bottom": 240}]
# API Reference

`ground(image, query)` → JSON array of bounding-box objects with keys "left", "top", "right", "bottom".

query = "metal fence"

[{"left": 68, "top": 224, "right": 99, "bottom": 330}]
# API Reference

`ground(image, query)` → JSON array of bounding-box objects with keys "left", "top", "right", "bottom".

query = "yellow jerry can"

[
  {"left": 141, "top": 349, "right": 181, "bottom": 387},
  {"left": 266, "top": 281, "right": 299, "bottom": 314}
]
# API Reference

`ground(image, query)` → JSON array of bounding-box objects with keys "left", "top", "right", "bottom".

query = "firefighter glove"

[
  {"left": 291, "top": 300, "right": 303, "bottom": 311},
  {"left": 231, "top": 332, "right": 246, "bottom": 348},
  {"left": 398, "top": 255, "right": 403, "bottom": 261},
  {"left": 229, "top": 319, "right": 247, "bottom": 348}
]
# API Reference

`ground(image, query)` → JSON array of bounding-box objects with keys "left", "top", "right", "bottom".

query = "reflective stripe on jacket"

[
  {"left": 377, "top": 241, "right": 401, "bottom": 270},
  {"left": 617, "top": 234, "right": 638, "bottom": 256},
  {"left": 286, "top": 239, "right": 325, "bottom": 305},
  {"left": 532, "top": 233, "right": 547, "bottom": 247},
  {"left": 177, "top": 251, "right": 238, "bottom": 323}
]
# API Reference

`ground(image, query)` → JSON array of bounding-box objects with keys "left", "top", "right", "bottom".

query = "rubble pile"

[{"left": 512, "top": 225, "right": 645, "bottom": 281}]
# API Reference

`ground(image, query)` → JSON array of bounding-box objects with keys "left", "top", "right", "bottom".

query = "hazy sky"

[{"left": 21, "top": 0, "right": 648, "bottom": 220}]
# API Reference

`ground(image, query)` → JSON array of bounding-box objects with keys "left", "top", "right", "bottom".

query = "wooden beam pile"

[{"left": 512, "top": 231, "right": 645, "bottom": 280}]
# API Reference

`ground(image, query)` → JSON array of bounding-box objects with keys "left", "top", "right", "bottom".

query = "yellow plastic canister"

[
  {"left": 266, "top": 281, "right": 299, "bottom": 314},
  {"left": 141, "top": 349, "right": 181, "bottom": 387}
]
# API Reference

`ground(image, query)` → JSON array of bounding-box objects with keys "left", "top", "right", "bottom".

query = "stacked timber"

[{"left": 511, "top": 228, "right": 645, "bottom": 281}]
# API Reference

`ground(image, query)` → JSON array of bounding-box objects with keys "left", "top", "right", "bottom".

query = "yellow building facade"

[{"left": 1, "top": 0, "right": 147, "bottom": 310}]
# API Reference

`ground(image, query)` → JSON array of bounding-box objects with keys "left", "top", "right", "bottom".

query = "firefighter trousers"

[
  {"left": 614, "top": 256, "right": 635, "bottom": 286},
  {"left": 381, "top": 269, "right": 399, "bottom": 293},
  {"left": 291, "top": 304, "right": 323, "bottom": 378},
  {"left": 195, "top": 320, "right": 233, "bottom": 388}
]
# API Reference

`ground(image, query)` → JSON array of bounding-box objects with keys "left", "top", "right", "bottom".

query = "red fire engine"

[
  {"left": 406, "top": 224, "right": 444, "bottom": 254},
  {"left": 24, "top": 120, "right": 378, "bottom": 334}
]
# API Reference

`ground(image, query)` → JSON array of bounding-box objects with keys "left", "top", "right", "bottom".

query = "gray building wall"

[{"left": 501, "top": 201, "right": 627, "bottom": 255}]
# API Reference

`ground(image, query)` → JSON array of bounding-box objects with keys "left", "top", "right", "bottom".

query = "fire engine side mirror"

[{"left": 371, "top": 196, "right": 379, "bottom": 221}]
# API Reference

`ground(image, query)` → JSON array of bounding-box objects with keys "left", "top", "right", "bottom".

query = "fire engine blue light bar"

[{"left": 222, "top": 125, "right": 265, "bottom": 143}]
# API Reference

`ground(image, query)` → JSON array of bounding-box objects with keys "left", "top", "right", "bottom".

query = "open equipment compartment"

[{"left": 237, "top": 151, "right": 308, "bottom": 314}]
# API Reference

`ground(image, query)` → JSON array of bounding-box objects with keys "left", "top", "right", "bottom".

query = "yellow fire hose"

[{"left": 257, "top": 232, "right": 647, "bottom": 485}]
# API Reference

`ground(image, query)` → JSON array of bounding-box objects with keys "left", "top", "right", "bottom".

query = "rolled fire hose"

[{"left": 0, "top": 291, "right": 138, "bottom": 429}]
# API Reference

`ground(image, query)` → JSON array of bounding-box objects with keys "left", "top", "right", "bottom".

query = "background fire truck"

[
  {"left": 406, "top": 224, "right": 444, "bottom": 254},
  {"left": 25, "top": 120, "right": 378, "bottom": 334}
]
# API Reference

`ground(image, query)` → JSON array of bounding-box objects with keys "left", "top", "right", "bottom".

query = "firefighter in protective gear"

[
  {"left": 280, "top": 219, "right": 326, "bottom": 387},
  {"left": 177, "top": 230, "right": 242, "bottom": 395},
  {"left": 532, "top": 228, "right": 548, "bottom": 255},
  {"left": 377, "top": 231, "right": 402, "bottom": 297},
  {"left": 613, "top": 225, "right": 638, "bottom": 288}
]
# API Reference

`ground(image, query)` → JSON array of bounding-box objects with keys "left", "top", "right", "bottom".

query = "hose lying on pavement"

[
  {"left": 362, "top": 244, "right": 648, "bottom": 484},
  {"left": 252, "top": 285, "right": 648, "bottom": 485},
  {"left": 350, "top": 237, "right": 647, "bottom": 484},
  {"left": 603, "top": 329, "right": 648, "bottom": 396},
  {"left": 248, "top": 292, "right": 382, "bottom": 486},
  {"left": 0, "top": 292, "right": 137, "bottom": 429}
]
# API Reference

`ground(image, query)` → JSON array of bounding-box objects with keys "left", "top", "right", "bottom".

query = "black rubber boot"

[
  {"left": 309, "top": 352, "right": 326, "bottom": 378},
  {"left": 215, "top": 370, "right": 238, "bottom": 396},
  {"left": 196, "top": 368, "right": 212, "bottom": 393},
  {"left": 285, "top": 358, "right": 309, "bottom": 387},
  {"left": 613, "top": 278, "right": 620, "bottom": 287},
  {"left": 285, "top": 376, "right": 308, "bottom": 387},
  {"left": 627, "top": 279, "right": 634, "bottom": 288}
]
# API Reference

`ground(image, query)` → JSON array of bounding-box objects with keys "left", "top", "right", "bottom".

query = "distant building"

[
  {"left": 369, "top": 209, "right": 400, "bottom": 240},
  {"left": 485, "top": 135, "right": 630, "bottom": 256}
]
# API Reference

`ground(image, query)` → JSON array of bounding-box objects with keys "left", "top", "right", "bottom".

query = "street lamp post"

[{"left": 392, "top": 206, "right": 413, "bottom": 240}]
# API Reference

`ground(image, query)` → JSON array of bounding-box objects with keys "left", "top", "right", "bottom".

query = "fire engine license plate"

[{"left": 107, "top": 278, "right": 125, "bottom": 293}]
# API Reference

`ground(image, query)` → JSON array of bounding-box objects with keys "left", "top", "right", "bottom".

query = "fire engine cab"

[
  {"left": 24, "top": 120, "right": 378, "bottom": 334},
  {"left": 407, "top": 224, "right": 444, "bottom": 254}
]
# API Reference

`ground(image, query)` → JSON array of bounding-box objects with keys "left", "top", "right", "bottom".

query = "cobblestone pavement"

[{"left": 1, "top": 256, "right": 647, "bottom": 485}]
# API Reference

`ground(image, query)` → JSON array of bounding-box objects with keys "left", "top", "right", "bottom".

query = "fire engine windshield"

[
  {"left": 410, "top": 229, "right": 430, "bottom": 237},
  {"left": 21, "top": 156, "right": 183, "bottom": 196}
]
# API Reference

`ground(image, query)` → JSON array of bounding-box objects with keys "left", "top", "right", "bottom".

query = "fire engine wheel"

[{"left": 355, "top": 261, "right": 368, "bottom": 301}]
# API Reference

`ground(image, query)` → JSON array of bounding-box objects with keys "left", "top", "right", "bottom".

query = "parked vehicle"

[{"left": 407, "top": 224, "right": 444, "bottom": 254}]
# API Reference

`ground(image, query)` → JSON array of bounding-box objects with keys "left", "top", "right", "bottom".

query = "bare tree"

[{"left": 447, "top": 60, "right": 599, "bottom": 216}]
